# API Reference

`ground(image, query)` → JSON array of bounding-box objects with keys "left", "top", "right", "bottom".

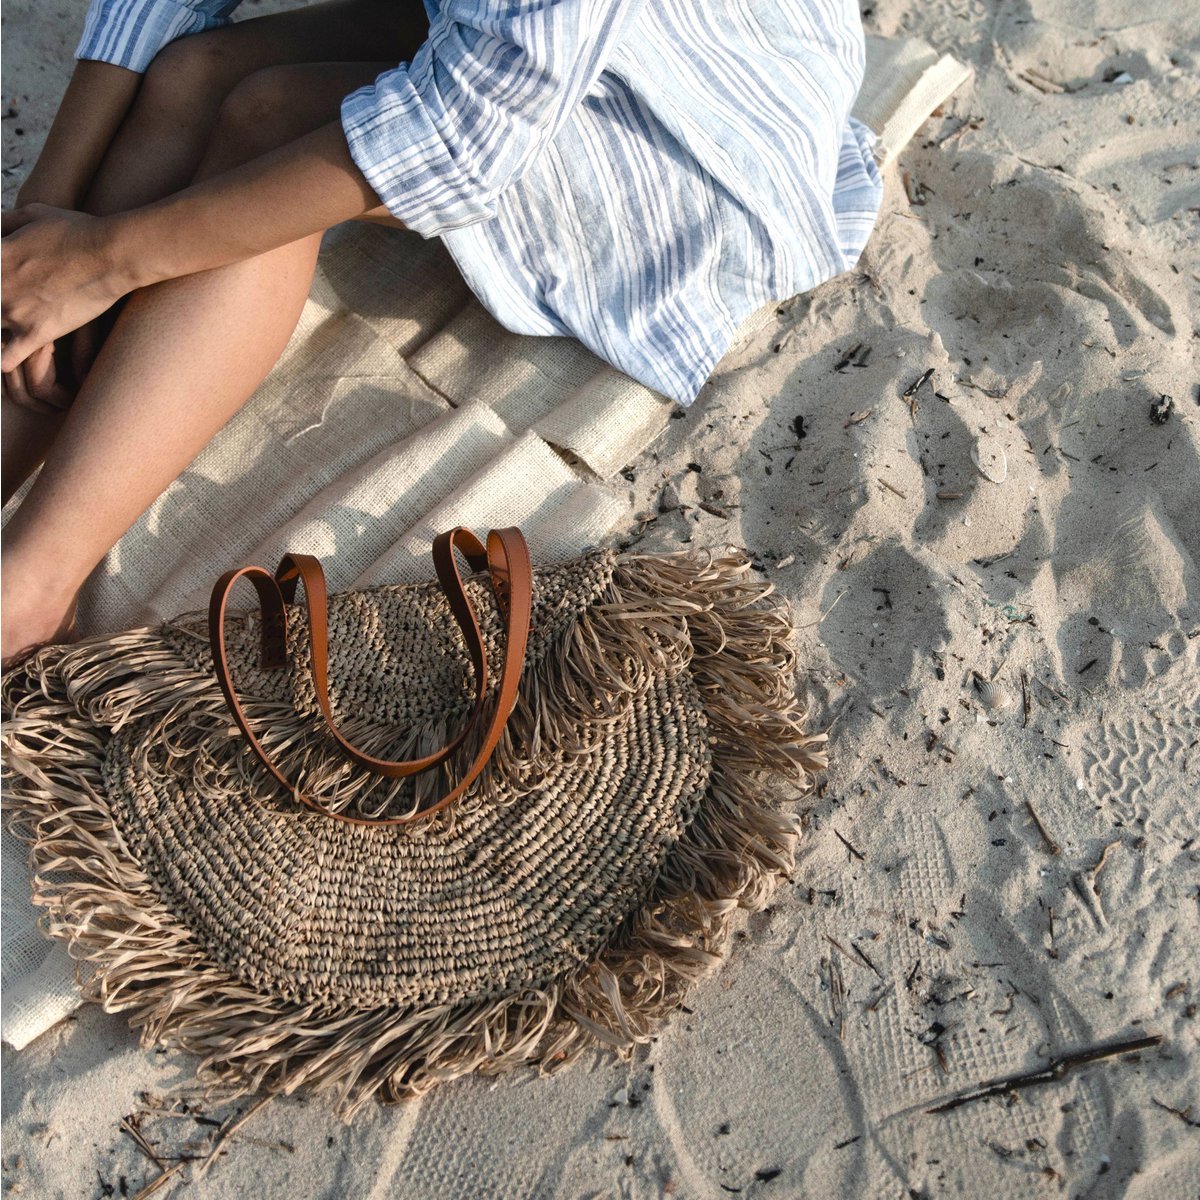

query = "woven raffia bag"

[{"left": 1, "top": 527, "right": 824, "bottom": 1117}]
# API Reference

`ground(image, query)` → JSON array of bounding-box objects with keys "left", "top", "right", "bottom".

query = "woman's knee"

[
  {"left": 138, "top": 30, "right": 249, "bottom": 124},
  {"left": 204, "top": 67, "right": 310, "bottom": 170}
]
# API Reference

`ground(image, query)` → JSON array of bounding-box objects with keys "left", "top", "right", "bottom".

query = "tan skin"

[{"left": 0, "top": 0, "right": 430, "bottom": 664}]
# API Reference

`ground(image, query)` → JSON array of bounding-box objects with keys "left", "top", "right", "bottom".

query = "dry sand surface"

[{"left": 3, "top": 0, "right": 1199, "bottom": 1197}]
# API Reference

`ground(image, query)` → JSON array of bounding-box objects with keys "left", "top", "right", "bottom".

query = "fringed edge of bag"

[{"left": 1, "top": 547, "right": 826, "bottom": 1120}]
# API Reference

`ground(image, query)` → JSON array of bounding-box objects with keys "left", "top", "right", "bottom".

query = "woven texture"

[
  {"left": 2, "top": 547, "right": 825, "bottom": 1113},
  {"left": 108, "top": 551, "right": 707, "bottom": 1010}
]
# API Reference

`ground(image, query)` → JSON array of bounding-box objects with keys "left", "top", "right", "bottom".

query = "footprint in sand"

[
  {"left": 908, "top": 383, "right": 1038, "bottom": 566},
  {"left": 911, "top": 148, "right": 1183, "bottom": 344},
  {"left": 1080, "top": 659, "right": 1200, "bottom": 839},
  {"left": 652, "top": 967, "right": 868, "bottom": 1199},
  {"left": 1047, "top": 494, "right": 1199, "bottom": 687},
  {"left": 817, "top": 542, "right": 953, "bottom": 691}
]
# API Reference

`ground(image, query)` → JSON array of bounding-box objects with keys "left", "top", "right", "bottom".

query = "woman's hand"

[
  {"left": 2, "top": 343, "right": 79, "bottom": 415},
  {"left": 1, "top": 204, "right": 136, "bottom": 372},
  {"left": 2, "top": 320, "right": 104, "bottom": 415}
]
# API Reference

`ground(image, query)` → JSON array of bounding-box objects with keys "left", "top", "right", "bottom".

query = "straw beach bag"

[{"left": 1, "top": 527, "right": 824, "bottom": 1116}]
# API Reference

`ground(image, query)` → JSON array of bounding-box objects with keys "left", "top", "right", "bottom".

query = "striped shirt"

[{"left": 77, "top": 0, "right": 883, "bottom": 404}]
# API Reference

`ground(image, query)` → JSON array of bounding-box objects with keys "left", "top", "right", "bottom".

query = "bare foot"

[{"left": 0, "top": 584, "right": 79, "bottom": 670}]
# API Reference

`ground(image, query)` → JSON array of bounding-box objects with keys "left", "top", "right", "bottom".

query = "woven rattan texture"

[{"left": 102, "top": 551, "right": 713, "bottom": 1011}]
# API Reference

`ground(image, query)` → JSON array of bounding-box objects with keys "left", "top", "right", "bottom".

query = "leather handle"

[
  {"left": 274, "top": 528, "right": 492, "bottom": 778},
  {"left": 208, "top": 527, "right": 533, "bottom": 825}
]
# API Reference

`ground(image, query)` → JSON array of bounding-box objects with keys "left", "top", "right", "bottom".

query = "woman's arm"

[
  {"left": 16, "top": 61, "right": 141, "bottom": 209},
  {"left": 123, "top": 122, "right": 384, "bottom": 283},
  {"left": 1, "top": 122, "right": 379, "bottom": 370}
]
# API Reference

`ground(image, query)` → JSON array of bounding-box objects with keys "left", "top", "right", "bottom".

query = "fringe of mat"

[{"left": 2, "top": 548, "right": 826, "bottom": 1119}]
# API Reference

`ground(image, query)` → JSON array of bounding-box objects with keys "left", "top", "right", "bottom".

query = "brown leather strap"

[
  {"left": 208, "top": 527, "right": 532, "bottom": 825},
  {"left": 274, "top": 528, "right": 492, "bottom": 778}
]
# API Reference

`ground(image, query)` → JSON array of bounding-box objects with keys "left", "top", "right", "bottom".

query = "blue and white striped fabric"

[{"left": 78, "top": 0, "right": 883, "bottom": 404}]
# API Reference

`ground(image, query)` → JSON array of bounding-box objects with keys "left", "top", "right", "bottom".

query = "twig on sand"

[
  {"left": 1019, "top": 69, "right": 1066, "bottom": 94},
  {"left": 902, "top": 369, "right": 934, "bottom": 421},
  {"left": 1024, "top": 800, "right": 1060, "bottom": 856},
  {"left": 830, "top": 957, "right": 847, "bottom": 1041},
  {"left": 193, "top": 1095, "right": 276, "bottom": 1180},
  {"left": 1087, "top": 840, "right": 1121, "bottom": 894},
  {"left": 851, "top": 941, "right": 884, "bottom": 979},
  {"left": 130, "top": 1094, "right": 276, "bottom": 1199},
  {"left": 120, "top": 1117, "right": 168, "bottom": 1172},
  {"left": 130, "top": 1163, "right": 186, "bottom": 1200},
  {"left": 834, "top": 829, "right": 865, "bottom": 862},
  {"left": 926, "top": 1033, "right": 1163, "bottom": 1114},
  {"left": 1151, "top": 1098, "right": 1200, "bottom": 1128},
  {"left": 1031, "top": 676, "right": 1069, "bottom": 704},
  {"left": 903, "top": 368, "right": 935, "bottom": 398},
  {"left": 877, "top": 477, "right": 908, "bottom": 499},
  {"left": 1020, "top": 671, "right": 1032, "bottom": 727},
  {"left": 865, "top": 981, "right": 894, "bottom": 1012},
  {"left": 797, "top": 588, "right": 847, "bottom": 630},
  {"left": 932, "top": 116, "right": 983, "bottom": 147}
]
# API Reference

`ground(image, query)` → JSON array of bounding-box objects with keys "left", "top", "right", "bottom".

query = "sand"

[{"left": 3, "top": 0, "right": 1199, "bottom": 1196}]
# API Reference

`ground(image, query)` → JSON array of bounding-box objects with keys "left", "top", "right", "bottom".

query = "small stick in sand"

[
  {"left": 130, "top": 1161, "right": 187, "bottom": 1200},
  {"left": 1087, "top": 841, "right": 1121, "bottom": 895},
  {"left": 1032, "top": 676, "right": 1069, "bottom": 704},
  {"left": 1020, "top": 671, "right": 1032, "bottom": 727},
  {"left": 797, "top": 588, "right": 847, "bottom": 630},
  {"left": 933, "top": 116, "right": 983, "bottom": 147},
  {"left": 1070, "top": 871, "right": 1108, "bottom": 930},
  {"left": 831, "top": 958, "right": 846, "bottom": 1040},
  {"left": 1151, "top": 1098, "right": 1200, "bottom": 1128},
  {"left": 851, "top": 941, "right": 884, "bottom": 979},
  {"left": 877, "top": 477, "right": 908, "bottom": 499},
  {"left": 926, "top": 1033, "right": 1163, "bottom": 1114},
  {"left": 130, "top": 1094, "right": 276, "bottom": 1198},
  {"left": 120, "top": 1116, "right": 167, "bottom": 1172},
  {"left": 825, "top": 934, "right": 853, "bottom": 961},
  {"left": 903, "top": 368, "right": 935, "bottom": 398},
  {"left": 833, "top": 829, "right": 865, "bottom": 861},
  {"left": 193, "top": 1094, "right": 276, "bottom": 1180},
  {"left": 865, "top": 982, "right": 893, "bottom": 1012},
  {"left": 902, "top": 369, "right": 934, "bottom": 420},
  {"left": 1019, "top": 69, "right": 1066, "bottom": 94},
  {"left": 1024, "top": 800, "right": 1060, "bottom": 855}
]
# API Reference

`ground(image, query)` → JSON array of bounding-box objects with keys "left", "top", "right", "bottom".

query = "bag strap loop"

[{"left": 208, "top": 527, "right": 533, "bottom": 825}]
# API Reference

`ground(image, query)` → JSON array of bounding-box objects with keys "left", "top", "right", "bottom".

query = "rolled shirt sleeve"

[
  {"left": 76, "top": 0, "right": 242, "bottom": 74},
  {"left": 341, "top": 0, "right": 643, "bottom": 238}
]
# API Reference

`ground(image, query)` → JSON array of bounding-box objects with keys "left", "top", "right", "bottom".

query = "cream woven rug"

[{"left": 1, "top": 35, "right": 969, "bottom": 1050}]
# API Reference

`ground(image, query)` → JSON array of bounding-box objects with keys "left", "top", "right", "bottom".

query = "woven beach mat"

[{"left": 1, "top": 543, "right": 824, "bottom": 1116}]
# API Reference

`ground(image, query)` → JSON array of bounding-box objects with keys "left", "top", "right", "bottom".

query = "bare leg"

[
  {"left": 1, "top": 0, "right": 424, "bottom": 502},
  {"left": 1, "top": 61, "right": 398, "bottom": 663},
  {"left": 2, "top": 399, "right": 66, "bottom": 505},
  {"left": 85, "top": 0, "right": 425, "bottom": 216}
]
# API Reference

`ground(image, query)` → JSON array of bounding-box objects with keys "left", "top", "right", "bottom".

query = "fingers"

[
  {"left": 2, "top": 345, "right": 74, "bottom": 415},
  {"left": 0, "top": 334, "right": 34, "bottom": 375},
  {"left": 2, "top": 363, "right": 61, "bottom": 416},
  {"left": 23, "top": 343, "right": 74, "bottom": 412}
]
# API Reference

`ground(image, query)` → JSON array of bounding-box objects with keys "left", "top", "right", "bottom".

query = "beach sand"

[{"left": 2, "top": 0, "right": 1198, "bottom": 1196}]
